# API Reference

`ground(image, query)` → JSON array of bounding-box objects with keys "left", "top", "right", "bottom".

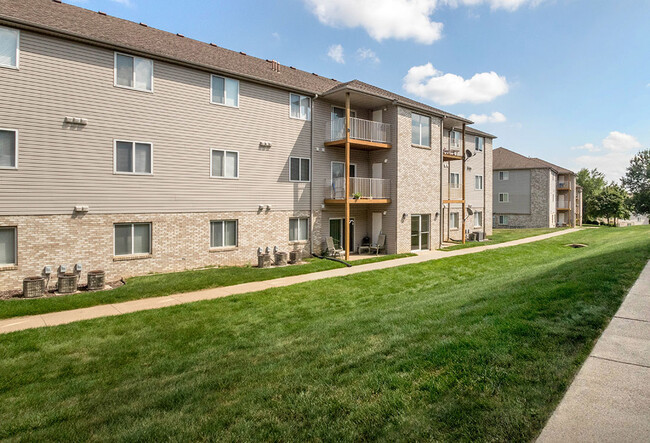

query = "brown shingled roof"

[
  {"left": 0, "top": 0, "right": 339, "bottom": 94},
  {"left": 493, "top": 148, "right": 574, "bottom": 174},
  {"left": 0, "top": 0, "right": 496, "bottom": 138}
]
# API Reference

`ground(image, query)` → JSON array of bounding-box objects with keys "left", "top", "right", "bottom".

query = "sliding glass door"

[
  {"left": 330, "top": 218, "right": 355, "bottom": 251},
  {"left": 411, "top": 214, "right": 430, "bottom": 251}
]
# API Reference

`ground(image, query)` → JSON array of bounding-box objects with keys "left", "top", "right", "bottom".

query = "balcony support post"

[
  {"left": 462, "top": 123, "right": 466, "bottom": 244},
  {"left": 345, "top": 92, "right": 351, "bottom": 260}
]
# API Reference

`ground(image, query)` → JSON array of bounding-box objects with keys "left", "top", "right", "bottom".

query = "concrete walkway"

[
  {"left": 0, "top": 228, "right": 581, "bottom": 334},
  {"left": 537, "top": 260, "right": 650, "bottom": 442}
]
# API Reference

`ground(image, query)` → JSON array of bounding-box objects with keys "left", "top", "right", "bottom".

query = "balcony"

[
  {"left": 557, "top": 201, "right": 571, "bottom": 211},
  {"left": 557, "top": 182, "right": 571, "bottom": 191},
  {"left": 325, "top": 117, "right": 392, "bottom": 150},
  {"left": 443, "top": 139, "right": 463, "bottom": 161},
  {"left": 324, "top": 177, "right": 391, "bottom": 204}
]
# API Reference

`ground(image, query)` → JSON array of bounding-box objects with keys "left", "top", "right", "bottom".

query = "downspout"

[
  {"left": 439, "top": 116, "right": 445, "bottom": 247},
  {"left": 461, "top": 123, "right": 466, "bottom": 244},
  {"left": 309, "top": 93, "right": 318, "bottom": 255},
  {"left": 483, "top": 137, "right": 486, "bottom": 239}
]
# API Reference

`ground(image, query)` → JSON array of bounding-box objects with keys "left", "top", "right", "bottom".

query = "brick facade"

[{"left": 0, "top": 210, "right": 315, "bottom": 291}]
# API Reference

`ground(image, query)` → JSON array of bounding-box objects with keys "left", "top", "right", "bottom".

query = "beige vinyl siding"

[{"left": 0, "top": 30, "right": 311, "bottom": 215}]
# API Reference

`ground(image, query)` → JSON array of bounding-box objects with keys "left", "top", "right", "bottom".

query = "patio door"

[
  {"left": 331, "top": 162, "right": 356, "bottom": 199},
  {"left": 330, "top": 218, "right": 355, "bottom": 252},
  {"left": 331, "top": 107, "right": 357, "bottom": 140},
  {"left": 411, "top": 214, "right": 430, "bottom": 251}
]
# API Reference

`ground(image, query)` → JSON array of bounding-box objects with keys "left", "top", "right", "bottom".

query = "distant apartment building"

[
  {"left": 0, "top": 0, "right": 495, "bottom": 291},
  {"left": 492, "top": 148, "right": 582, "bottom": 228}
]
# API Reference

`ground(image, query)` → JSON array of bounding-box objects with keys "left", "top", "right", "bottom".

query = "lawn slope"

[{"left": 0, "top": 226, "right": 648, "bottom": 441}]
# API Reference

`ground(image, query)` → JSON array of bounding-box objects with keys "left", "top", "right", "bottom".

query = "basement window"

[
  {"left": 0, "top": 227, "right": 16, "bottom": 266},
  {"left": 114, "top": 223, "right": 151, "bottom": 256}
]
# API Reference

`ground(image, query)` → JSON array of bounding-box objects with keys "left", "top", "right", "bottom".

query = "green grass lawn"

[
  {"left": 0, "top": 253, "right": 414, "bottom": 320},
  {"left": 1, "top": 226, "right": 648, "bottom": 441},
  {"left": 441, "top": 227, "right": 571, "bottom": 251}
]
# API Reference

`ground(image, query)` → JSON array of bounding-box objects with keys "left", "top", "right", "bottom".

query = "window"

[
  {"left": 210, "top": 220, "right": 237, "bottom": 248},
  {"left": 290, "top": 157, "right": 310, "bottom": 182},
  {"left": 450, "top": 212, "right": 459, "bottom": 230},
  {"left": 115, "top": 141, "right": 152, "bottom": 174},
  {"left": 499, "top": 171, "right": 509, "bottom": 181},
  {"left": 211, "top": 149, "right": 239, "bottom": 178},
  {"left": 498, "top": 215, "right": 509, "bottom": 226},
  {"left": 499, "top": 193, "right": 509, "bottom": 203},
  {"left": 475, "top": 136, "right": 484, "bottom": 151},
  {"left": 0, "top": 129, "right": 17, "bottom": 169},
  {"left": 211, "top": 75, "right": 239, "bottom": 107},
  {"left": 411, "top": 113, "right": 430, "bottom": 146},
  {"left": 0, "top": 26, "right": 19, "bottom": 69},
  {"left": 450, "top": 173, "right": 460, "bottom": 189},
  {"left": 0, "top": 227, "right": 16, "bottom": 266},
  {"left": 290, "top": 93, "right": 311, "bottom": 120},
  {"left": 450, "top": 131, "right": 462, "bottom": 149},
  {"left": 115, "top": 53, "right": 153, "bottom": 92},
  {"left": 114, "top": 223, "right": 151, "bottom": 256},
  {"left": 475, "top": 175, "right": 483, "bottom": 190},
  {"left": 474, "top": 211, "right": 483, "bottom": 228},
  {"left": 289, "top": 218, "right": 309, "bottom": 242}
]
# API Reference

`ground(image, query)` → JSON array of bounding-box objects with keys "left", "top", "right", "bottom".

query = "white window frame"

[
  {"left": 0, "top": 226, "right": 17, "bottom": 266},
  {"left": 475, "top": 136, "right": 484, "bottom": 151},
  {"left": 0, "top": 128, "right": 18, "bottom": 170},
  {"left": 289, "top": 156, "right": 311, "bottom": 182},
  {"left": 210, "top": 74, "right": 240, "bottom": 108},
  {"left": 411, "top": 113, "right": 431, "bottom": 147},
  {"left": 210, "top": 220, "right": 238, "bottom": 249},
  {"left": 289, "top": 93, "right": 311, "bottom": 121},
  {"left": 113, "top": 223, "right": 152, "bottom": 256},
  {"left": 474, "top": 211, "right": 483, "bottom": 228},
  {"left": 0, "top": 26, "right": 19, "bottom": 70},
  {"left": 475, "top": 175, "right": 483, "bottom": 190},
  {"left": 450, "top": 173, "right": 460, "bottom": 189},
  {"left": 450, "top": 212, "right": 459, "bottom": 230},
  {"left": 210, "top": 149, "right": 240, "bottom": 179},
  {"left": 499, "top": 171, "right": 509, "bottom": 181},
  {"left": 113, "top": 140, "right": 153, "bottom": 175},
  {"left": 289, "top": 217, "right": 310, "bottom": 242},
  {"left": 498, "top": 215, "right": 509, "bottom": 226},
  {"left": 114, "top": 52, "right": 154, "bottom": 93},
  {"left": 499, "top": 193, "right": 509, "bottom": 203},
  {"left": 450, "top": 130, "right": 462, "bottom": 149}
]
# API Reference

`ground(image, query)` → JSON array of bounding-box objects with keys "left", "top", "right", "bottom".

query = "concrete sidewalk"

[
  {"left": 537, "top": 260, "right": 650, "bottom": 442},
  {"left": 0, "top": 228, "right": 581, "bottom": 334}
]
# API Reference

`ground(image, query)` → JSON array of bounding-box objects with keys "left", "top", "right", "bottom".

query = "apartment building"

[
  {"left": 492, "top": 148, "right": 582, "bottom": 228},
  {"left": 0, "top": 0, "right": 494, "bottom": 291}
]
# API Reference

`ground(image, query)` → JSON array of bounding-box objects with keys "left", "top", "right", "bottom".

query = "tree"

[
  {"left": 596, "top": 183, "right": 631, "bottom": 225},
  {"left": 577, "top": 168, "right": 606, "bottom": 222},
  {"left": 622, "top": 149, "right": 650, "bottom": 215}
]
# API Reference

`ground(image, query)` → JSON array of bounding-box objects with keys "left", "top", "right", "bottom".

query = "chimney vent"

[{"left": 270, "top": 60, "right": 280, "bottom": 73}]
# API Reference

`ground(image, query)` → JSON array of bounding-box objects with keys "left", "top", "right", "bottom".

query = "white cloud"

[
  {"left": 445, "top": 0, "right": 545, "bottom": 12},
  {"left": 570, "top": 143, "right": 600, "bottom": 152},
  {"left": 573, "top": 131, "right": 643, "bottom": 182},
  {"left": 271, "top": 32, "right": 280, "bottom": 40},
  {"left": 468, "top": 111, "right": 507, "bottom": 124},
  {"left": 111, "top": 0, "right": 132, "bottom": 5},
  {"left": 327, "top": 44, "right": 345, "bottom": 64},
  {"left": 304, "top": 0, "right": 443, "bottom": 44},
  {"left": 304, "top": 1, "right": 544, "bottom": 43},
  {"left": 356, "top": 48, "right": 380, "bottom": 63},
  {"left": 403, "top": 63, "right": 509, "bottom": 105}
]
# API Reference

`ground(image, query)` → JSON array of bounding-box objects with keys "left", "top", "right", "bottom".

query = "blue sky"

[{"left": 69, "top": 0, "right": 649, "bottom": 181}]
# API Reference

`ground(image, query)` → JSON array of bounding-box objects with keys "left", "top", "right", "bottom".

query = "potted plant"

[{"left": 352, "top": 192, "right": 362, "bottom": 200}]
